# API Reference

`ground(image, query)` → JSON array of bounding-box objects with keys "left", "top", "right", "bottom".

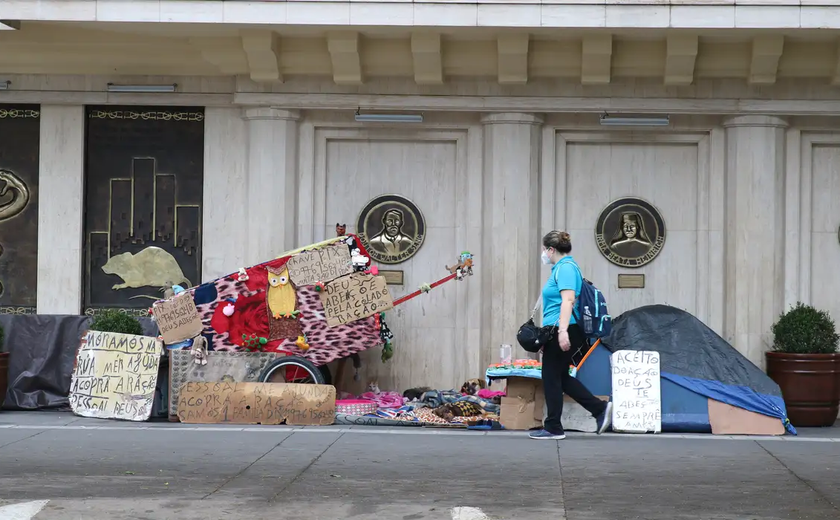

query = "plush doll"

[
  {"left": 190, "top": 336, "right": 209, "bottom": 365},
  {"left": 351, "top": 248, "right": 369, "bottom": 269}
]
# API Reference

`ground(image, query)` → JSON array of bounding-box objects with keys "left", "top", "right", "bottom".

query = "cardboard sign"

[
  {"left": 69, "top": 330, "right": 163, "bottom": 421},
  {"left": 610, "top": 350, "right": 662, "bottom": 433},
  {"left": 152, "top": 291, "right": 203, "bottom": 345},
  {"left": 176, "top": 382, "right": 336, "bottom": 426},
  {"left": 286, "top": 244, "right": 353, "bottom": 287},
  {"left": 168, "top": 350, "right": 277, "bottom": 419},
  {"left": 319, "top": 272, "right": 394, "bottom": 327}
]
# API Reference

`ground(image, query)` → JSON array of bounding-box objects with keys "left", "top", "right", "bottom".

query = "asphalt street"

[{"left": 0, "top": 412, "right": 839, "bottom": 520}]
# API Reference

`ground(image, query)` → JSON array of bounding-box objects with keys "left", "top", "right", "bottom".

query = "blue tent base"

[{"left": 577, "top": 344, "right": 793, "bottom": 435}]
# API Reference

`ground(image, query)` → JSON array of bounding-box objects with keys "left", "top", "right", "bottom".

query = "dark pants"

[{"left": 542, "top": 323, "right": 608, "bottom": 434}]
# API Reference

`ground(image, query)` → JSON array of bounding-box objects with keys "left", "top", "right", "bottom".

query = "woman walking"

[{"left": 530, "top": 230, "right": 612, "bottom": 440}]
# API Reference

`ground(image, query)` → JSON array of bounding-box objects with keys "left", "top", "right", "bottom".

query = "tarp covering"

[
  {"left": 600, "top": 304, "right": 795, "bottom": 434},
  {"left": 576, "top": 343, "right": 713, "bottom": 433},
  {"left": 0, "top": 314, "right": 158, "bottom": 410}
]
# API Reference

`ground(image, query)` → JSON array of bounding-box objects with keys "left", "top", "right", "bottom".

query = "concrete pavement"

[{"left": 0, "top": 412, "right": 839, "bottom": 519}]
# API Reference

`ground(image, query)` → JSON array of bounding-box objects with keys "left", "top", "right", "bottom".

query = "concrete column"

[
  {"left": 480, "top": 113, "right": 543, "bottom": 368},
  {"left": 723, "top": 115, "right": 788, "bottom": 369},
  {"left": 242, "top": 107, "right": 300, "bottom": 264},
  {"left": 202, "top": 108, "right": 249, "bottom": 282},
  {"left": 37, "top": 105, "right": 84, "bottom": 315}
]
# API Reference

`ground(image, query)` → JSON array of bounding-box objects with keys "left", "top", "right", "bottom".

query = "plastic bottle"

[
  {"left": 499, "top": 344, "right": 512, "bottom": 365},
  {"left": 583, "top": 305, "right": 593, "bottom": 333}
]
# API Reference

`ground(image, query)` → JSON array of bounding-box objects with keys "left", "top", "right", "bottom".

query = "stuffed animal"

[
  {"left": 351, "top": 248, "right": 369, "bottom": 269},
  {"left": 460, "top": 252, "right": 474, "bottom": 276},
  {"left": 190, "top": 336, "right": 209, "bottom": 365},
  {"left": 295, "top": 335, "right": 310, "bottom": 351},
  {"left": 446, "top": 251, "right": 474, "bottom": 280}
]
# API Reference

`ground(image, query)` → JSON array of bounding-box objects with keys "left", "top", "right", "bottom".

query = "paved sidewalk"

[{"left": 0, "top": 411, "right": 838, "bottom": 519}]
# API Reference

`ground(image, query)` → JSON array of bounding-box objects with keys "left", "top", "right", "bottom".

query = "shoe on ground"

[
  {"left": 595, "top": 402, "right": 613, "bottom": 434},
  {"left": 529, "top": 429, "right": 566, "bottom": 440}
]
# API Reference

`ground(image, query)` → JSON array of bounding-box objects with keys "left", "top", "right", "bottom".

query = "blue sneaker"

[
  {"left": 529, "top": 429, "right": 566, "bottom": 440},
  {"left": 595, "top": 402, "right": 613, "bottom": 434}
]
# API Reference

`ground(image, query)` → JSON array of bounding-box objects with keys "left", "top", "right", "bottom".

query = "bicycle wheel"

[
  {"left": 259, "top": 356, "right": 326, "bottom": 385},
  {"left": 318, "top": 364, "right": 333, "bottom": 385}
]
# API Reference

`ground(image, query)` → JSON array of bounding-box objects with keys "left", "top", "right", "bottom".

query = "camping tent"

[{"left": 576, "top": 304, "right": 795, "bottom": 435}]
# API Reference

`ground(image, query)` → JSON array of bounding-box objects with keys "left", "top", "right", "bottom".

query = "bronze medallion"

[
  {"left": 595, "top": 197, "right": 666, "bottom": 268},
  {"left": 356, "top": 194, "right": 425, "bottom": 265}
]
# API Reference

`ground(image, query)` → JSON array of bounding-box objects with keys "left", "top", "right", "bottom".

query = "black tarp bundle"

[
  {"left": 600, "top": 304, "right": 793, "bottom": 433},
  {"left": 0, "top": 314, "right": 158, "bottom": 410}
]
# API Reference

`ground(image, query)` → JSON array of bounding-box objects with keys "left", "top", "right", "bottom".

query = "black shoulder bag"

[{"left": 516, "top": 297, "right": 557, "bottom": 353}]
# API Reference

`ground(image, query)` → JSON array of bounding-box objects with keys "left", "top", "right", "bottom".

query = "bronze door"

[
  {"left": 0, "top": 104, "right": 40, "bottom": 314},
  {"left": 83, "top": 106, "right": 205, "bottom": 315}
]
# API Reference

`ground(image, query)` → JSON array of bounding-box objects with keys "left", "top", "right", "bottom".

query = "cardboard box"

[
  {"left": 500, "top": 377, "right": 543, "bottom": 430},
  {"left": 534, "top": 386, "right": 546, "bottom": 423},
  {"left": 506, "top": 377, "right": 540, "bottom": 401},
  {"left": 500, "top": 397, "right": 541, "bottom": 430},
  {"left": 499, "top": 375, "right": 609, "bottom": 432}
]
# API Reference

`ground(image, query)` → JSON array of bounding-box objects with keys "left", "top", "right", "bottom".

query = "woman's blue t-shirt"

[{"left": 541, "top": 257, "right": 581, "bottom": 327}]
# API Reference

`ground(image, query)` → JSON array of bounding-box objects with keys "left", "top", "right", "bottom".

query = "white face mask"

[{"left": 541, "top": 250, "right": 552, "bottom": 265}]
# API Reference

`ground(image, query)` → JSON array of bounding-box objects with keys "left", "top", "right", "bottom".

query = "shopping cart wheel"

[{"left": 259, "top": 356, "right": 326, "bottom": 385}]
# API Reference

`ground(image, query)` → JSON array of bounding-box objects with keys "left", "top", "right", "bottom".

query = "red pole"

[{"left": 392, "top": 272, "right": 459, "bottom": 307}]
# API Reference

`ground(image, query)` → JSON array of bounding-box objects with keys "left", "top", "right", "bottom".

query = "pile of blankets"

[
  {"left": 409, "top": 389, "right": 502, "bottom": 415},
  {"left": 335, "top": 380, "right": 508, "bottom": 427}
]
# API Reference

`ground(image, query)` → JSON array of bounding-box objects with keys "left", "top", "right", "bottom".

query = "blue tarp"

[
  {"left": 600, "top": 304, "right": 795, "bottom": 435},
  {"left": 576, "top": 343, "right": 712, "bottom": 432}
]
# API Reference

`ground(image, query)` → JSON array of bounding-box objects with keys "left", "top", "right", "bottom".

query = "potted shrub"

[
  {"left": 766, "top": 302, "right": 840, "bottom": 427},
  {"left": 0, "top": 322, "right": 7, "bottom": 410},
  {"left": 88, "top": 309, "right": 144, "bottom": 335}
]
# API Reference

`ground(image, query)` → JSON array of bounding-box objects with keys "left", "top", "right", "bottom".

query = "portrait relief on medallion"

[
  {"left": 594, "top": 197, "right": 666, "bottom": 268},
  {"left": 356, "top": 194, "right": 426, "bottom": 265}
]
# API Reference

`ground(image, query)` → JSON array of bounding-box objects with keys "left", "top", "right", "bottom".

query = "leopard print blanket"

[{"left": 187, "top": 236, "right": 384, "bottom": 367}]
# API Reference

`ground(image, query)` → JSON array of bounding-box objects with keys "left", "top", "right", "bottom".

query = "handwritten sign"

[
  {"left": 176, "top": 382, "right": 336, "bottom": 426},
  {"left": 168, "top": 350, "right": 277, "bottom": 419},
  {"left": 69, "top": 330, "right": 163, "bottom": 421},
  {"left": 610, "top": 350, "right": 661, "bottom": 433},
  {"left": 151, "top": 291, "right": 203, "bottom": 345},
  {"left": 319, "top": 272, "right": 394, "bottom": 327},
  {"left": 286, "top": 244, "right": 353, "bottom": 287}
]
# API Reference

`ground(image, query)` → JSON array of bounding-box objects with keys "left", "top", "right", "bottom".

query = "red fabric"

[{"left": 211, "top": 292, "right": 272, "bottom": 348}]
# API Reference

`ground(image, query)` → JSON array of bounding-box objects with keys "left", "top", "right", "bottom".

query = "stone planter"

[
  {"left": 0, "top": 352, "right": 8, "bottom": 410},
  {"left": 766, "top": 352, "right": 840, "bottom": 427}
]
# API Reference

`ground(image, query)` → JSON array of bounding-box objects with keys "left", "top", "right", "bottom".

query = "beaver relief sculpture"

[{"left": 102, "top": 246, "right": 192, "bottom": 298}]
